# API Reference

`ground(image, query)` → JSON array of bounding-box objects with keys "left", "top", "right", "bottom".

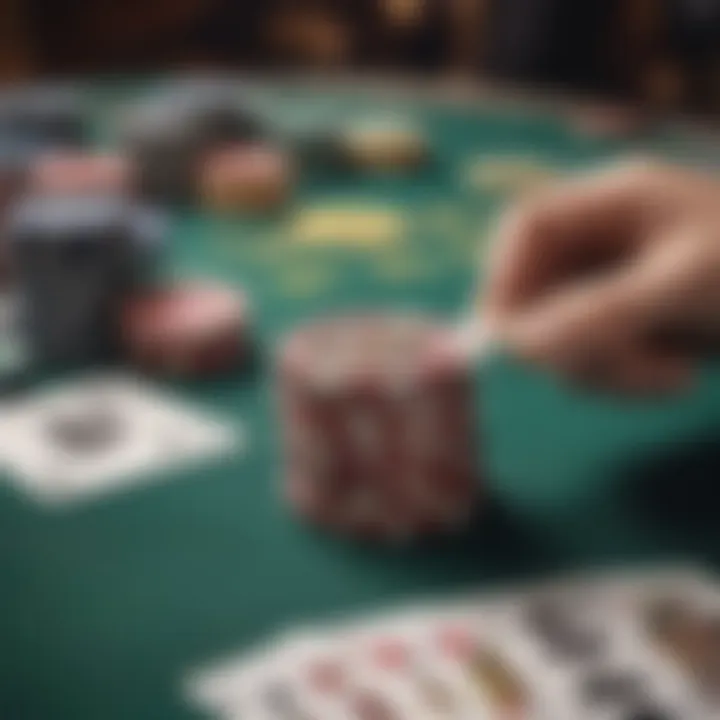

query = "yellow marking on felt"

[
  {"left": 278, "top": 265, "right": 334, "bottom": 297},
  {"left": 251, "top": 235, "right": 294, "bottom": 262},
  {"left": 422, "top": 203, "right": 467, "bottom": 238},
  {"left": 464, "top": 157, "right": 559, "bottom": 194},
  {"left": 290, "top": 205, "right": 405, "bottom": 247},
  {"left": 373, "top": 249, "right": 428, "bottom": 281},
  {"left": 213, "top": 227, "right": 290, "bottom": 262}
]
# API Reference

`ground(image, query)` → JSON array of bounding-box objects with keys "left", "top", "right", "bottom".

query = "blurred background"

[{"left": 0, "top": 0, "right": 718, "bottom": 116}]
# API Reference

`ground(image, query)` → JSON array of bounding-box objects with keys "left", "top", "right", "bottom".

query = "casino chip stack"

[
  {"left": 0, "top": 85, "right": 88, "bottom": 148},
  {"left": 7, "top": 195, "right": 166, "bottom": 367},
  {"left": 120, "top": 90, "right": 264, "bottom": 205},
  {"left": 277, "top": 314, "right": 478, "bottom": 542},
  {"left": 200, "top": 145, "right": 293, "bottom": 214},
  {"left": 0, "top": 140, "right": 40, "bottom": 282},
  {"left": 120, "top": 283, "right": 250, "bottom": 376}
]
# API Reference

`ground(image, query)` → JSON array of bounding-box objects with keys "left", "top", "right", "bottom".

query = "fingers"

[
  {"left": 616, "top": 223, "right": 720, "bottom": 330},
  {"left": 490, "top": 220, "right": 720, "bottom": 395},
  {"left": 500, "top": 278, "right": 695, "bottom": 394},
  {"left": 479, "top": 160, "right": 720, "bottom": 396},
  {"left": 484, "top": 162, "right": 655, "bottom": 319},
  {"left": 599, "top": 351, "right": 693, "bottom": 396},
  {"left": 483, "top": 159, "right": 720, "bottom": 323},
  {"left": 495, "top": 272, "right": 638, "bottom": 373}
]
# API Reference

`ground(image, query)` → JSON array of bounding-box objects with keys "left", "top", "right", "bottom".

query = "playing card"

[
  {"left": 478, "top": 565, "right": 719, "bottom": 720},
  {"left": 186, "top": 645, "right": 276, "bottom": 718},
  {"left": 0, "top": 373, "right": 243, "bottom": 505},
  {"left": 184, "top": 566, "right": 720, "bottom": 719},
  {"left": 187, "top": 632, "right": 329, "bottom": 719},
  {"left": 263, "top": 607, "right": 513, "bottom": 719}
]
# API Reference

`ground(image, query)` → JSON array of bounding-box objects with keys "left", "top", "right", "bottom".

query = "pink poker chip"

[
  {"left": 120, "top": 282, "right": 251, "bottom": 376},
  {"left": 30, "top": 151, "right": 133, "bottom": 196}
]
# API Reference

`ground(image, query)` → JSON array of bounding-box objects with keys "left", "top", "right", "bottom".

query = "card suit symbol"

[
  {"left": 307, "top": 659, "right": 346, "bottom": 695},
  {"left": 263, "top": 682, "right": 311, "bottom": 720},
  {"left": 581, "top": 669, "right": 646, "bottom": 706},
  {"left": 370, "top": 638, "right": 410, "bottom": 671},
  {"left": 350, "top": 689, "right": 397, "bottom": 720},
  {"left": 45, "top": 401, "right": 125, "bottom": 456},
  {"left": 469, "top": 648, "right": 527, "bottom": 716},
  {"left": 436, "top": 624, "right": 476, "bottom": 662}
]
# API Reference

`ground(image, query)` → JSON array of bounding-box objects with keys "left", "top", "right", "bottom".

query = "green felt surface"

[{"left": 2, "top": 80, "right": 720, "bottom": 720}]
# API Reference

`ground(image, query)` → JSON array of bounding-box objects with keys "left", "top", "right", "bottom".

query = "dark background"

[{"left": 1, "top": 0, "right": 718, "bottom": 114}]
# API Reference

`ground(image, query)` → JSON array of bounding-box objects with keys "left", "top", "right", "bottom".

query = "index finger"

[{"left": 482, "top": 162, "right": 660, "bottom": 323}]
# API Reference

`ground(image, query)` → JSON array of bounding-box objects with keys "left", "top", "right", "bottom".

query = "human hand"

[{"left": 483, "top": 161, "right": 720, "bottom": 394}]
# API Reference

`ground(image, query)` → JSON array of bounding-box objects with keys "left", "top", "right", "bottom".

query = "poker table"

[{"left": 2, "top": 77, "right": 720, "bottom": 720}]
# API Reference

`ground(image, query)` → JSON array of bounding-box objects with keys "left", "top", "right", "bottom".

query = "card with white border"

[{"left": 0, "top": 372, "right": 244, "bottom": 505}]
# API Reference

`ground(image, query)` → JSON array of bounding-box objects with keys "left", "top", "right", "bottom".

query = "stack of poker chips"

[
  {"left": 0, "top": 82, "right": 261, "bottom": 378},
  {"left": 0, "top": 85, "right": 95, "bottom": 382},
  {"left": 7, "top": 195, "right": 166, "bottom": 368},
  {"left": 118, "top": 86, "right": 266, "bottom": 206},
  {"left": 277, "top": 314, "right": 479, "bottom": 543}
]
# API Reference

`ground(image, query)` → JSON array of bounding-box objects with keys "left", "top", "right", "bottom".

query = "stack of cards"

[{"left": 184, "top": 566, "right": 720, "bottom": 719}]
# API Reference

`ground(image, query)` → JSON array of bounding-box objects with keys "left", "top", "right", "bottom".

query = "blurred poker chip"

[
  {"left": 277, "top": 313, "right": 480, "bottom": 543},
  {"left": 0, "top": 293, "right": 31, "bottom": 393},
  {"left": 28, "top": 151, "right": 134, "bottom": 198},
  {"left": 199, "top": 143, "right": 294, "bottom": 214},
  {"left": 120, "top": 281, "right": 252, "bottom": 377}
]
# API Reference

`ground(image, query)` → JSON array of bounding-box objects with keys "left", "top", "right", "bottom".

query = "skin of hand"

[{"left": 482, "top": 160, "right": 720, "bottom": 395}]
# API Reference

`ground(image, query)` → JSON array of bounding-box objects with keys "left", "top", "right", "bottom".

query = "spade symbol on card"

[
  {"left": 263, "top": 683, "right": 312, "bottom": 720},
  {"left": 0, "top": 374, "right": 242, "bottom": 505},
  {"left": 44, "top": 400, "right": 125, "bottom": 456}
]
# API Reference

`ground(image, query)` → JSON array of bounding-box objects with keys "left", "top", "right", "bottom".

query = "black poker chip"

[
  {"left": 0, "top": 85, "right": 88, "bottom": 148},
  {"left": 547, "top": 627, "right": 605, "bottom": 661},
  {"left": 120, "top": 90, "right": 266, "bottom": 206},
  {"left": 294, "top": 129, "right": 352, "bottom": 174},
  {"left": 0, "top": 294, "right": 32, "bottom": 394},
  {"left": 160, "top": 76, "right": 266, "bottom": 142}
]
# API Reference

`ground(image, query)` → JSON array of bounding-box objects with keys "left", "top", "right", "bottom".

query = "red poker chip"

[
  {"left": 277, "top": 313, "right": 480, "bottom": 543},
  {"left": 29, "top": 151, "right": 133, "bottom": 196},
  {"left": 120, "top": 282, "right": 250, "bottom": 376}
]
